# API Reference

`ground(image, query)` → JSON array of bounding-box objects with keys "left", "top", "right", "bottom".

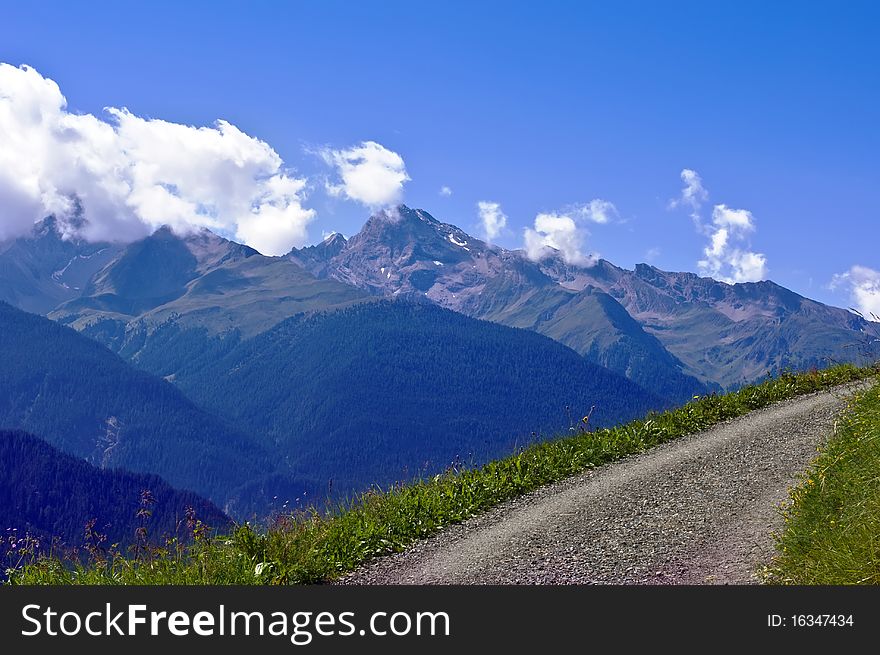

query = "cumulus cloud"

[
  {"left": 669, "top": 168, "right": 708, "bottom": 228},
  {"left": 476, "top": 201, "right": 507, "bottom": 241},
  {"left": 669, "top": 169, "right": 768, "bottom": 283},
  {"left": 521, "top": 199, "right": 616, "bottom": 266},
  {"left": 697, "top": 204, "right": 768, "bottom": 283},
  {"left": 439, "top": 185, "right": 452, "bottom": 197},
  {"left": 830, "top": 265, "right": 880, "bottom": 321},
  {"left": 572, "top": 198, "right": 618, "bottom": 224},
  {"left": 524, "top": 211, "right": 597, "bottom": 266},
  {"left": 322, "top": 140, "right": 409, "bottom": 207},
  {"left": 0, "top": 63, "right": 314, "bottom": 255}
]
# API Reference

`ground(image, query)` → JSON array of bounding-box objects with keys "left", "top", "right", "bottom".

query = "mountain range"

[
  {"left": 0, "top": 204, "right": 874, "bottom": 527},
  {"left": 0, "top": 211, "right": 662, "bottom": 515},
  {"left": 289, "top": 205, "right": 874, "bottom": 391}
]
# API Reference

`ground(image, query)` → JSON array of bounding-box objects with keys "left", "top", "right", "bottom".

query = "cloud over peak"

[
  {"left": 476, "top": 201, "right": 507, "bottom": 241},
  {"left": 669, "top": 169, "right": 767, "bottom": 284},
  {"left": 524, "top": 212, "right": 596, "bottom": 267},
  {"left": 322, "top": 140, "right": 410, "bottom": 207},
  {"left": 0, "top": 63, "right": 314, "bottom": 255},
  {"left": 831, "top": 265, "right": 880, "bottom": 321},
  {"left": 522, "top": 199, "right": 614, "bottom": 266},
  {"left": 698, "top": 204, "right": 767, "bottom": 283}
]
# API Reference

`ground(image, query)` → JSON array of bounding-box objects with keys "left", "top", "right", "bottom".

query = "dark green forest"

[
  {"left": 0, "top": 302, "right": 308, "bottom": 517},
  {"left": 1, "top": 298, "right": 662, "bottom": 519},
  {"left": 0, "top": 430, "right": 231, "bottom": 552},
  {"left": 129, "top": 301, "right": 664, "bottom": 500}
]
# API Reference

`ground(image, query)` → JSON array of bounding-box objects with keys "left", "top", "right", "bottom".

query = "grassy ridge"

[
  {"left": 9, "top": 363, "right": 875, "bottom": 585},
  {"left": 762, "top": 380, "right": 880, "bottom": 584}
]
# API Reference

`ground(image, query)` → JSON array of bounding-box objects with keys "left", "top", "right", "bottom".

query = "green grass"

[
  {"left": 762, "top": 379, "right": 880, "bottom": 584},
  {"left": 8, "top": 363, "right": 876, "bottom": 585}
]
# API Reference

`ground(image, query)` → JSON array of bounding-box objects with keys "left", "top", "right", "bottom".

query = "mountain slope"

[
  {"left": 30, "top": 226, "right": 666, "bottom": 501},
  {"left": 0, "top": 429, "right": 231, "bottom": 549},
  {"left": 290, "top": 206, "right": 706, "bottom": 403},
  {"left": 158, "top": 301, "right": 664, "bottom": 499},
  {"left": 0, "top": 301, "right": 303, "bottom": 517},
  {"left": 549, "top": 260, "right": 875, "bottom": 389},
  {"left": 292, "top": 205, "right": 873, "bottom": 392},
  {"left": 51, "top": 226, "right": 370, "bottom": 340},
  {"left": 0, "top": 217, "right": 121, "bottom": 315}
]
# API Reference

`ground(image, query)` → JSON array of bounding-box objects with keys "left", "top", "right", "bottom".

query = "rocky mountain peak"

[
  {"left": 366, "top": 204, "right": 439, "bottom": 226},
  {"left": 179, "top": 227, "right": 258, "bottom": 270},
  {"left": 354, "top": 205, "right": 454, "bottom": 246},
  {"left": 322, "top": 231, "right": 348, "bottom": 248},
  {"left": 31, "top": 215, "right": 63, "bottom": 240}
]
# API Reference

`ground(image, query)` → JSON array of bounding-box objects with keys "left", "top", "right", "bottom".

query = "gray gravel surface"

[{"left": 341, "top": 383, "right": 868, "bottom": 585}]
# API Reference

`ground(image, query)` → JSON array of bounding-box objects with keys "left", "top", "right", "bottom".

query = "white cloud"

[
  {"left": 476, "top": 201, "right": 507, "bottom": 241},
  {"left": 727, "top": 250, "right": 768, "bottom": 284},
  {"left": 439, "top": 185, "right": 452, "bottom": 197},
  {"left": 711, "top": 204, "right": 754, "bottom": 231},
  {"left": 831, "top": 265, "right": 880, "bottom": 321},
  {"left": 669, "top": 169, "right": 768, "bottom": 284},
  {"left": 697, "top": 204, "right": 767, "bottom": 283},
  {"left": 0, "top": 63, "right": 315, "bottom": 255},
  {"left": 322, "top": 140, "right": 409, "bottom": 207},
  {"left": 669, "top": 168, "right": 708, "bottom": 229},
  {"left": 644, "top": 247, "right": 661, "bottom": 263},
  {"left": 521, "top": 199, "right": 614, "bottom": 266},
  {"left": 524, "top": 211, "right": 596, "bottom": 266},
  {"left": 572, "top": 198, "right": 618, "bottom": 224}
]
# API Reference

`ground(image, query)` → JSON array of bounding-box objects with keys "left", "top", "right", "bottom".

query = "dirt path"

[{"left": 341, "top": 383, "right": 867, "bottom": 585}]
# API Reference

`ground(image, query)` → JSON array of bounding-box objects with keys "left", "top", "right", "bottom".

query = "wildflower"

[{"left": 137, "top": 489, "right": 156, "bottom": 520}]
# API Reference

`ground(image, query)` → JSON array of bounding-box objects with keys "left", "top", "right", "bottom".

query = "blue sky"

[{"left": 0, "top": 1, "right": 878, "bottom": 311}]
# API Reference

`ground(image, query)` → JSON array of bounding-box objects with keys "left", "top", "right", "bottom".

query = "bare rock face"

[
  {"left": 300, "top": 206, "right": 508, "bottom": 311},
  {"left": 289, "top": 205, "right": 589, "bottom": 322}
]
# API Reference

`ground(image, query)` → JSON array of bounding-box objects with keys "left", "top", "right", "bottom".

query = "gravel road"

[{"left": 342, "top": 383, "right": 868, "bottom": 585}]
